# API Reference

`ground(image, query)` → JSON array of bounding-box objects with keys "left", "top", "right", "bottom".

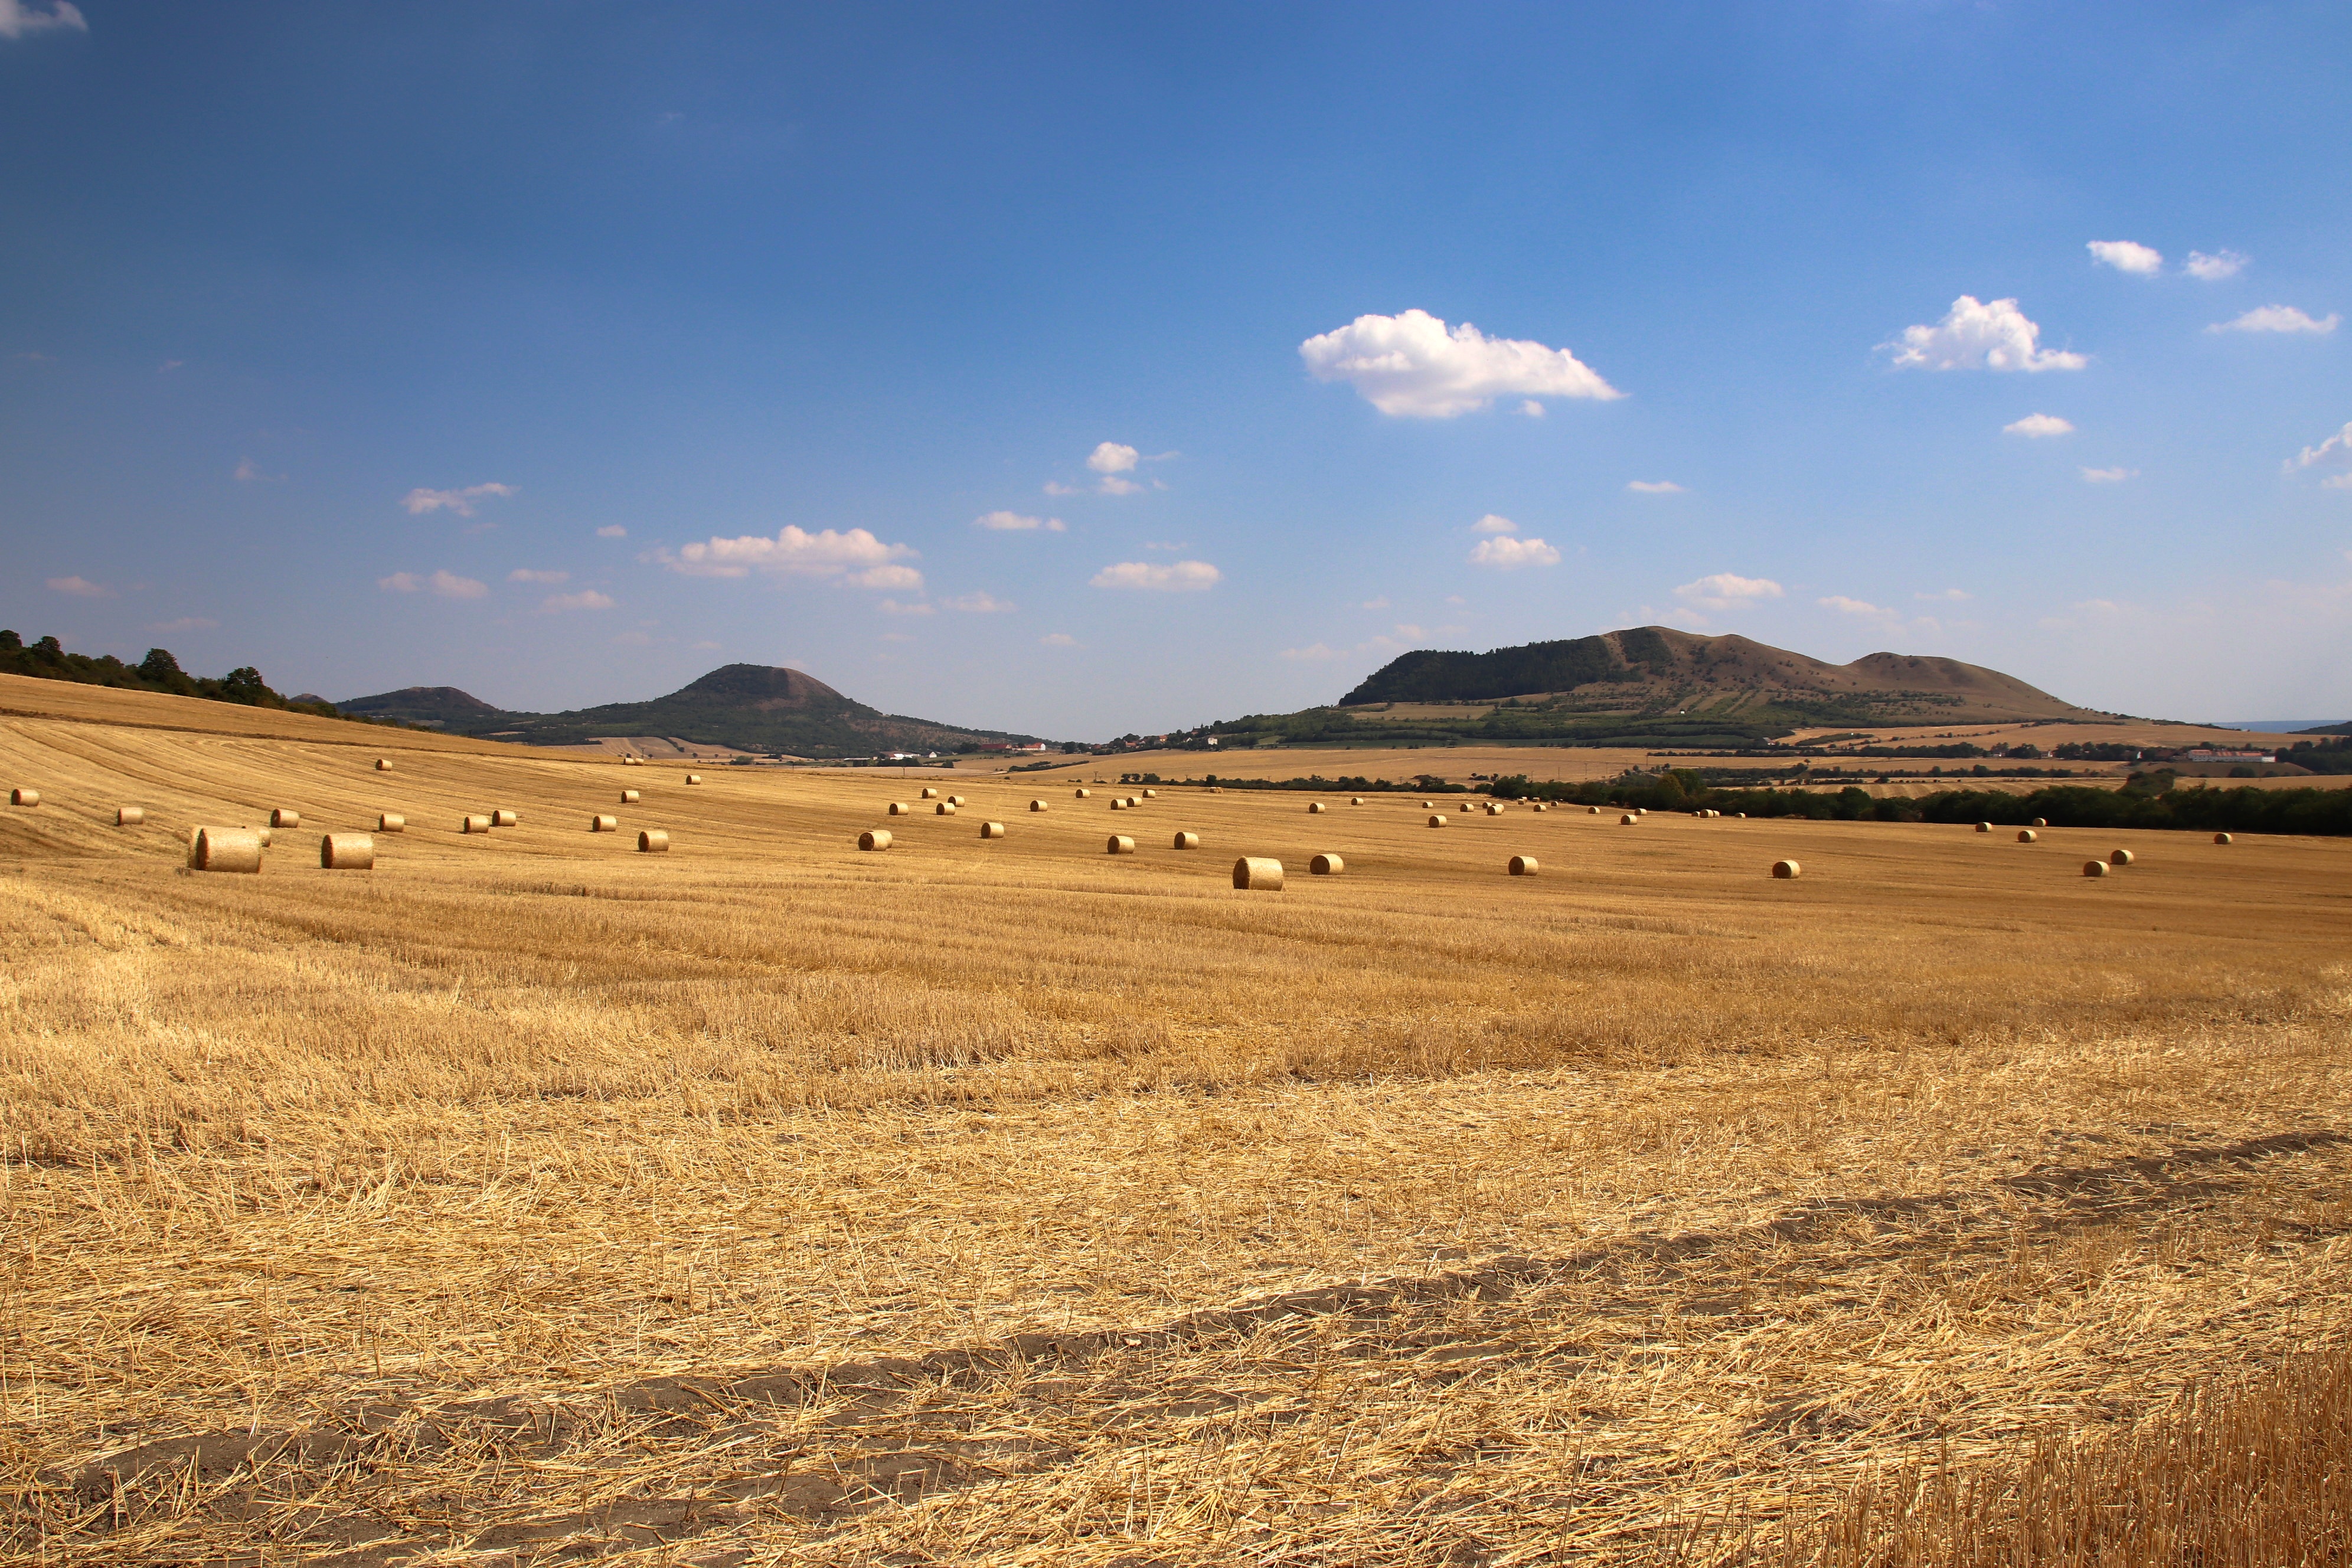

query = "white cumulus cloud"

[
  {"left": 541, "top": 590, "right": 615, "bottom": 613},
  {"left": 664, "top": 525, "right": 916, "bottom": 580},
  {"left": 1299, "top": 308, "right": 1622, "bottom": 417},
  {"left": 2080, "top": 466, "right": 2138, "bottom": 484},
  {"left": 1675, "top": 573, "right": 1783, "bottom": 611},
  {"left": 2286, "top": 422, "right": 2352, "bottom": 476},
  {"left": 975, "top": 510, "right": 1066, "bottom": 532},
  {"left": 1884, "top": 296, "right": 2085, "bottom": 372},
  {"left": 1087, "top": 442, "right": 1139, "bottom": 475},
  {"left": 508, "top": 568, "right": 569, "bottom": 584},
  {"left": 2004, "top": 413, "right": 2076, "bottom": 438},
  {"left": 2184, "top": 249, "right": 2248, "bottom": 280},
  {"left": 1468, "top": 535, "right": 1561, "bottom": 569},
  {"left": 1819, "top": 594, "right": 1895, "bottom": 618},
  {"left": 943, "top": 590, "right": 1016, "bottom": 613},
  {"left": 1090, "top": 560, "right": 1221, "bottom": 592},
  {"left": 1626, "top": 479, "right": 1685, "bottom": 494},
  {"left": 849, "top": 564, "right": 925, "bottom": 592},
  {"left": 378, "top": 570, "right": 489, "bottom": 599},
  {"left": 2088, "top": 240, "right": 2164, "bottom": 275},
  {"left": 2209, "top": 305, "right": 2340, "bottom": 335},
  {"left": 0, "top": 1, "right": 86, "bottom": 38},
  {"left": 1469, "top": 514, "right": 1517, "bottom": 535},
  {"left": 401, "top": 482, "right": 517, "bottom": 517}
]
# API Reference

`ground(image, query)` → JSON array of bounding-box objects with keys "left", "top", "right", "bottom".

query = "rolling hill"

[{"left": 337, "top": 664, "right": 1042, "bottom": 757}]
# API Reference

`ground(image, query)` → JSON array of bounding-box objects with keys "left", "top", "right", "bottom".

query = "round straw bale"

[
  {"left": 1144, "top": 789, "right": 1157, "bottom": 798},
  {"left": 979, "top": 821, "right": 1006, "bottom": 839},
  {"left": 462, "top": 814, "right": 492, "bottom": 833},
  {"left": 638, "top": 829, "right": 669, "bottom": 853},
  {"left": 1172, "top": 831, "right": 1200, "bottom": 850},
  {"left": 255, "top": 827, "right": 273, "bottom": 847},
  {"left": 1106, "top": 834, "right": 1136, "bottom": 855},
  {"left": 1420, "top": 800, "right": 1433, "bottom": 808},
  {"left": 936, "top": 802, "right": 956, "bottom": 815},
  {"left": 949, "top": 795, "right": 965, "bottom": 806},
  {"left": 685, "top": 774, "right": 702, "bottom": 785},
  {"left": 377, "top": 813, "right": 405, "bottom": 832},
  {"left": 375, "top": 759, "right": 393, "bottom": 772},
  {"left": 190, "top": 827, "right": 264, "bottom": 873},
  {"left": 1589, "top": 805, "right": 1600, "bottom": 814},
  {"left": 1427, "top": 813, "right": 1447, "bottom": 827},
  {"left": 621, "top": 788, "right": 641, "bottom": 803},
  {"left": 1309, "top": 852, "right": 1344, "bottom": 876},
  {"left": 2109, "top": 848, "right": 2134, "bottom": 866},
  {"left": 1736, "top": 812, "right": 1747, "bottom": 819},
  {"left": 491, "top": 809, "right": 518, "bottom": 828},
  {"left": 2017, "top": 829, "right": 2037, "bottom": 843},
  {"left": 1620, "top": 814, "right": 1638, "bottom": 825},
  {"left": 922, "top": 787, "right": 940, "bottom": 799},
  {"left": 1351, "top": 796, "right": 1364, "bottom": 805},
  {"left": 1233, "top": 856, "right": 1283, "bottom": 890},
  {"left": 9, "top": 788, "right": 37, "bottom": 806},
  {"left": 590, "top": 814, "right": 618, "bottom": 832},
  {"left": 115, "top": 806, "right": 144, "bottom": 826},
  {"left": 1508, "top": 854, "right": 1538, "bottom": 876},
  {"left": 1772, "top": 859, "right": 1801, "bottom": 879},
  {"left": 1975, "top": 822, "right": 1992, "bottom": 832},
  {"left": 888, "top": 802, "right": 910, "bottom": 815},
  {"left": 1074, "top": 788, "right": 1091, "bottom": 798},
  {"left": 859, "top": 829, "right": 892, "bottom": 851},
  {"left": 2030, "top": 817, "right": 2047, "bottom": 828},
  {"left": 320, "top": 833, "right": 375, "bottom": 870},
  {"left": 1030, "top": 799, "right": 1048, "bottom": 812},
  {"left": 2214, "top": 832, "right": 2233, "bottom": 845},
  {"left": 2082, "top": 858, "right": 2109, "bottom": 877},
  {"left": 1109, "top": 798, "right": 1125, "bottom": 811},
  {"left": 1488, "top": 802, "right": 1504, "bottom": 815},
  {"left": 1308, "top": 801, "right": 1327, "bottom": 814},
  {"left": 270, "top": 808, "right": 300, "bottom": 829}
]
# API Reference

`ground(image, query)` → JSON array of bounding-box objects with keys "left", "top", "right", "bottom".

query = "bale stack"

[
  {"left": 491, "top": 809, "right": 518, "bottom": 828},
  {"left": 377, "top": 814, "right": 405, "bottom": 833},
  {"left": 1030, "top": 799, "right": 1048, "bottom": 812},
  {"left": 320, "top": 834, "right": 375, "bottom": 870},
  {"left": 978, "top": 821, "right": 1007, "bottom": 839},
  {"left": 1310, "top": 853, "right": 1344, "bottom": 875},
  {"left": 115, "top": 806, "right": 143, "bottom": 826},
  {"left": 638, "top": 829, "right": 670, "bottom": 853},
  {"left": 1232, "top": 857, "right": 1283, "bottom": 891},
  {"left": 1106, "top": 835, "right": 1136, "bottom": 855},
  {"left": 462, "top": 815, "right": 492, "bottom": 834},
  {"left": 1772, "top": 860, "right": 1801, "bottom": 879},
  {"left": 270, "top": 808, "right": 300, "bottom": 829},
  {"left": 375, "top": 759, "right": 394, "bottom": 772},
  {"left": 1508, "top": 855, "right": 1538, "bottom": 876},
  {"left": 859, "top": 829, "right": 891, "bottom": 851},
  {"left": 590, "top": 815, "right": 618, "bottom": 832},
  {"left": 188, "top": 827, "right": 263, "bottom": 873},
  {"left": 1172, "top": 831, "right": 1201, "bottom": 850},
  {"left": 9, "top": 788, "right": 38, "bottom": 807},
  {"left": 2082, "top": 860, "right": 2109, "bottom": 878}
]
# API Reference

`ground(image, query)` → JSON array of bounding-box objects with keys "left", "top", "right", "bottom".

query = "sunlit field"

[{"left": 5, "top": 692, "right": 2348, "bottom": 1564}]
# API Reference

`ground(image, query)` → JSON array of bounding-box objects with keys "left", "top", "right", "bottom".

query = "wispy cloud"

[
  {"left": 0, "top": 1, "right": 87, "bottom": 39},
  {"left": 150, "top": 616, "right": 218, "bottom": 633},
  {"left": 401, "top": 482, "right": 517, "bottom": 517},
  {"left": 2286, "top": 422, "right": 2352, "bottom": 478},
  {"left": 2004, "top": 413, "right": 2075, "bottom": 438},
  {"left": 595, "top": 524, "right": 628, "bottom": 538},
  {"left": 540, "top": 589, "right": 615, "bottom": 613},
  {"left": 2080, "top": 466, "right": 2138, "bottom": 484},
  {"left": 2184, "top": 249, "right": 2248, "bottom": 281},
  {"left": 2209, "top": 305, "right": 2339, "bottom": 335},
  {"left": 1040, "top": 632, "right": 1077, "bottom": 646},
  {"left": 661, "top": 525, "right": 917, "bottom": 581},
  {"left": 1299, "top": 308, "right": 1622, "bottom": 417},
  {"left": 850, "top": 563, "right": 924, "bottom": 591},
  {"left": 1090, "top": 560, "right": 1221, "bottom": 592},
  {"left": 45, "top": 574, "right": 110, "bottom": 597},
  {"left": 1675, "top": 573, "right": 1783, "bottom": 611},
  {"left": 233, "top": 456, "right": 286, "bottom": 482},
  {"left": 975, "top": 509, "right": 1066, "bottom": 532},
  {"left": 1626, "top": 479, "right": 1685, "bottom": 494},
  {"left": 378, "top": 570, "right": 489, "bottom": 599},
  {"left": 2087, "top": 240, "right": 2164, "bottom": 275},
  {"left": 1884, "top": 296, "right": 2085, "bottom": 371},
  {"left": 1280, "top": 642, "right": 1344, "bottom": 661},
  {"left": 877, "top": 598, "right": 933, "bottom": 616},
  {"left": 1361, "top": 596, "right": 1390, "bottom": 610},
  {"left": 1915, "top": 587, "right": 1971, "bottom": 602},
  {"left": 943, "top": 590, "right": 1016, "bottom": 613},
  {"left": 1469, "top": 514, "right": 1517, "bottom": 535},
  {"left": 1468, "top": 535, "right": 1560, "bottom": 569},
  {"left": 507, "top": 568, "right": 569, "bottom": 584},
  {"left": 1819, "top": 594, "right": 1896, "bottom": 618}
]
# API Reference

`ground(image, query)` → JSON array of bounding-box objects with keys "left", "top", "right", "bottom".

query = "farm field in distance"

[{"left": 4, "top": 690, "right": 2350, "bottom": 1564}]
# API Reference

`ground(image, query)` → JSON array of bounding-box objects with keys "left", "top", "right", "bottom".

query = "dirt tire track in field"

[{"left": 27, "top": 1126, "right": 2347, "bottom": 1564}]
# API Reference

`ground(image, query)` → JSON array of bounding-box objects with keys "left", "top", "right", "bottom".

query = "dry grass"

[{"left": 2, "top": 702, "right": 2349, "bottom": 1564}]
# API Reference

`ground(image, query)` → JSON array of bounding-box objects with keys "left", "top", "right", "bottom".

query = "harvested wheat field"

[{"left": 4, "top": 697, "right": 2351, "bottom": 1565}]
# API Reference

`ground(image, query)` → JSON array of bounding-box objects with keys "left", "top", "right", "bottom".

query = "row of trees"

[{"left": 0, "top": 631, "right": 351, "bottom": 718}]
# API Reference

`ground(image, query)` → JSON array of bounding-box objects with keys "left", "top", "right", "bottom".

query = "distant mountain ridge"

[{"left": 337, "top": 664, "right": 1040, "bottom": 757}]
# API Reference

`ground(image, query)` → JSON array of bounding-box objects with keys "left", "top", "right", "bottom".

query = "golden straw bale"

[
  {"left": 1351, "top": 796, "right": 1364, "bottom": 805},
  {"left": 255, "top": 827, "right": 273, "bottom": 847},
  {"left": 1106, "top": 834, "right": 1136, "bottom": 855},
  {"left": 1074, "top": 788, "right": 1091, "bottom": 798},
  {"left": 1772, "top": 859, "right": 1801, "bottom": 879},
  {"left": 2031, "top": 816, "right": 2047, "bottom": 828},
  {"left": 590, "top": 815, "right": 618, "bottom": 832},
  {"left": 638, "top": 829, "right": 669, "bottom": 852},
  {"left": 888, "top": 802, "right": 911, "bottom": 815},
  {"left": 2110, "top": 848, "right": 2135, "bottom": 866},
  {"left": 374, "top": 758, "right": 393, "bottom": 772},
  {"left": 1308, "top": 801, "right": 1327, "bottom": 814},
  {"left": 1110, "top": 799, "right": 1126, "bottom": 811},
  {"left": 858, "top": 829, "right": 891, "bottom": 851},
  {"left": 1427, "top": 813, "right": 1448, "bottom": 828},
  {"left": 462, "top": 814, "right": 492, "bottom": 834},
  {"left": 115, "top": 806, "right": 143, "bottom": 826},
  {"left": 377, "top": 814, "right": 405, "bottom": 833},
  {"left": 620, "top": 788, "right": 641, "bottom": 803},
  {"left": 9, "top": 788, "right": 38, "bottom": 806},
  {"left": 978, "top": 821, "right": 1007, "bottom": 839},
  {"left": 1531, "top": 803, "right": 1547, "bottom": 813},
  {"left": 1309, "top": 852, "right": 1344, "bottom": 876},
  {"left": 1420, "top": 800, "right": 1433, "bottom": 808},
  {"left": 2083, "top": 859, "right": 2109, "bottom": 878},
  {"left": 1232, "top": 855, "right": 1283, "bottom": 891},
  {"left": 1508, "top": 854, "right": 1538, "bottom": 876},
  {"left": 1030, "top": 799, "right": 1048, "bottom": 812},
  {"left": 270, "top": 808, "right": 300, "bottom": 828},
  {"left": 2215, "top": 832, "right": 2234, "bottom": 844},
  {"left": 1977, "top": 821, "right": 1992, "bottom": 832},
  {"left": 1143, "top": 789, "right": 1157, "bottom": 798},
  {"left": 922, "top": 787, "right": 940, "bottom": 799},
  {"left": 2018, "top": 829, "right": 2039, "bottom": 843},
  {"left": 949, "top": 795, "right": 966, "bottom": 805},
  {"left": 190, "top": 826, "right": 264, "bottom": 873},
  {"left": 936, "top": 802, "right": 956, "bottom": 815},
  {"left": 685, "top": 774, "right": 702, "bottom": 785},
  {"left": 1172, "top": 831, "right": 1200, "bottom": 850},
  {"left": 1621, "top": 814, "right": 1638, "bottom": 825},
  {"left": 491, "top": 809, "right": 518, "bottom": 828},
  {"left": 319, "top": 833, "right": 375, "bottom": 870},
  {"left": 1589, "top": 805, "right": 1600, "bottom": 814}
]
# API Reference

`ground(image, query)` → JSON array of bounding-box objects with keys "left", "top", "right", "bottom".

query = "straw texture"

[
  {"left": 638, "top": 829, "right": 669, "bottom": 853},
  {"left": 590, "top": 815, "right": 618, "bottom": 832},
  {"left": 978, "top": 821, "right": 1006, "bottom": 839},
  {"left": 270, "top": 808, "right": 300, "bottom": 829},
  {"left": 1172, "top": 831, "right": 1201, "bottom": 850},
  {"left": 319, "top": 834, "right": 375, "bottom": 871},
  {"left": 1310, "top": 852, "right": 1344, "bottom": 876},
  {"left": 114, "top": 806, "right": 143, "bottom": 826},
  {"left": 1106, "top": 835, "right": 1136, "bottom": 855},
  {"left": 857, "top": 829, "right": 890, "bottom": 851},
  {"left": 188, "top": 826, "right": 263, "bottom": 873},
  {"left": 1232, "top": 855, "right": 1284, "bottom": 891},
  {"left": 377, "top": 814, "right": 405, "bottom": 833}
]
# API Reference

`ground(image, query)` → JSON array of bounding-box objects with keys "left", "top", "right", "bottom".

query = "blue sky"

[{"left": 3, "top": 2, "right": 2348, "bottom": 737}]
